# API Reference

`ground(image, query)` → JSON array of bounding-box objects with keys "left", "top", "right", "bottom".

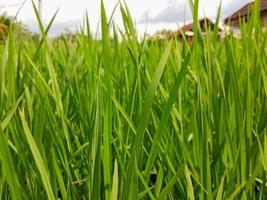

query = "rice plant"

[{"left": 0, "top": 0, "right": 266, "bottom": 199}]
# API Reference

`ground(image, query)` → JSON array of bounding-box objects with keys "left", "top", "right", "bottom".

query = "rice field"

[{"left": 0, "top": 1, "right": 267, "bottom": 199}]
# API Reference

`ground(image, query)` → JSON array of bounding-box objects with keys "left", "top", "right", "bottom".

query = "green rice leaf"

[{"left": 20, "top": 109, "right": 55, "bottom": 200}]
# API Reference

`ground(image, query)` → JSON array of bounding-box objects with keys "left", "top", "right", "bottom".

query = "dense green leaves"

[{"left": 0, "top": 0, "right": 266, "bottom": 199}]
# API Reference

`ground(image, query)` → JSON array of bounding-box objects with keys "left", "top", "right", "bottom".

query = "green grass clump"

[{"left": 0, "top": 0, "right": 267, "bottom": 199}]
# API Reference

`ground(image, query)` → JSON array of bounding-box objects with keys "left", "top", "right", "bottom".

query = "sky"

[{"left": 0, "top": 0, "right": 253, "bottom": 36}]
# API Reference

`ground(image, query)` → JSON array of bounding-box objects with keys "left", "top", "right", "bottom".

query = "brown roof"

[
  {"left": 225, "top": 0, "right": 267, "bottom": 22},
  {"left": 172, "top": 18, "right": 222, "bottom": 37}
]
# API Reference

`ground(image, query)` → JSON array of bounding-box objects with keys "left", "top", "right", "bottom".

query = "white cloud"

[
  {"left": 0, "top": 0, "right": 254, "bottom": 36},
  {"left": 138, "top": 2, "right": 192, "bottom": 24}
]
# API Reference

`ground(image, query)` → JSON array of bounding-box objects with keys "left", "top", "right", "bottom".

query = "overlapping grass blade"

[
  {"left": 123, "top": 40, "right": 173, "bottom": 199},
  {"left": 20, "top": 109, "right": 55, "bottom": 200}
]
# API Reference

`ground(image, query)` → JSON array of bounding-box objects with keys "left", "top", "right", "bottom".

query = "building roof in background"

[
  {"left": 172, "top": 18, "right": 222, "bottom": 37},
  {"left": 224, "top": 0, "right": 267, "bottom": 22}
]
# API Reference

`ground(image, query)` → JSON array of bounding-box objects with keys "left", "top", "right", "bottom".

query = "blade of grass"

[
  {"left": 20, "top": 109, "right": 55, "bottom": 200},
  {"left": 156, "top": 172, "right": 179, "bottom": 200},
  {"left": 144, "top": 48, "right": 191, "bottom": 178},
  {"left": 123, "top": 40, "right": 173, "bottom": 199},
  {"left": 0, "top": 127, "right": 22, "bottom": 200},
  {"left": 52, "top": 150, "right": 68, "bottom": 200},
  {"left": 110, "top": 159, "right": 119, "bottom": 200},
  {"left": 101, "top": 1, "right": 112, "bottom": 198},
  {"left": 215, "top": 172, "right": 226, "bottom": 200}
]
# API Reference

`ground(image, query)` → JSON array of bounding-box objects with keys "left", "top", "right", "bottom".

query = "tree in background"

[
  {"left": 0, "top": 12, "right": 27, "bottom": 42},
  {"left": 0, "top": 13, "right": 13, "bottom": 41}
]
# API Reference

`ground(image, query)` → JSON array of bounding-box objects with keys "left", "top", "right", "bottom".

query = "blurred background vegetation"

[{"left": 0, "top": 12, "right": 31, "bottom": 42}]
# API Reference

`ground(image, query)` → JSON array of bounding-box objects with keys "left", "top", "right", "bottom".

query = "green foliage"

[{"left": 0, "top": 0, "right": 266, "bottom": 199}]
